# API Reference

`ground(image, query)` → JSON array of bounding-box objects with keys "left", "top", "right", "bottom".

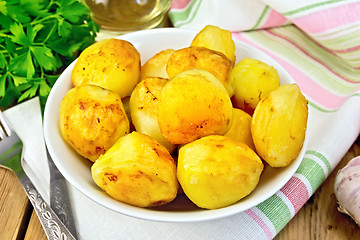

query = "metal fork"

[{"left": 0, "top": 111, "right": 76, "bottom": 240}]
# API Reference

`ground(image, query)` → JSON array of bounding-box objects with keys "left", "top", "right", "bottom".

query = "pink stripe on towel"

[
  {"left": 292, "top": 1, "right": 360, "bottom": 34},
  {"left": 245, "top": 209, "right": 273, "bottom": 240},
  {"left": 280, "top": 176, "right": 310, "bottom": 213},
  {"left": 170, "top": 0, "right": 192, "bottom": 9},
  {"left": 261, "top": 9, "right": 288, "bottom": 29}
]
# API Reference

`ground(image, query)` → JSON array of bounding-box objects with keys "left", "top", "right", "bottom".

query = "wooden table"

[{"left": 1, "top": 137, "right": 359, "bottom": 239}]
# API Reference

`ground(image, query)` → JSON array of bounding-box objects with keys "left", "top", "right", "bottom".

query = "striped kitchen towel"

[
  {"left": 168, "top": 0, "right": 360, "bottom": 238},
  {"left": 8, "top": 1, "right": 359, "bottom": 240}
]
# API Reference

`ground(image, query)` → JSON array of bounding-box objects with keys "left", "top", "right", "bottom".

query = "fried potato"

[
  {"left": 251, "top": 83, "right": 308, "bottom": 167},
  {"left": 158, "top": 69, "right": 233, "bottom": 144},
  {"left": 231, "top": 58, "right": 280, "bottom": 114},
  {"left": 177, "top": 135, "right": 264, "bottom": 209},
  {"left": 166, "top": 46, "right": 234, "bottom": 96},
  {"left": 121, "top": 96, "right": 131, "bottom": 123},
  {"left": 59, "top": 85, "right": 129, "bottom": 162},
  {"left": 140, "top": 49, "right": 175, "bottom": 81},
  {"left": 191, "top": 25, "right": 236, "bottom": 65},
  {"left": 91, "top": 131, "right": 178, "bottom": 207},
  {"left": 224, "top": 108, "right": 255, "bottom": 151},
  {"left": 129, "top": 77, "right": 176, "bottom": 152},
  {"left": 71, "top": 38, "right": 141, "bottom": 98}
]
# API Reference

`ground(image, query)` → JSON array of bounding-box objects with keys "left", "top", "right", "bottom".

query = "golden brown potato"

[
  {"left": 59, "top": 85, "right": 130, "bottom": 162},
  {"left": 177, "top": 135, "right": 264, "bottom": 209},
  {"left": 71, "top": 38, "right": 141, "bottom": 98},
  {"left": 121, "top": 96, "right": 130, "bottom": 120},
  {"left": 121, "top": 96, "right": 135, "bottom": 132},
  {"left": 157, "top": 69, "right": 233, "bottom": 144},
  {"left": 91, "top": 131, "right": 178, "bottom": 207},
  {"left": 140, "top": 49, "right": 175, "bottom": 81},
  {"left": 224, "top": 108, "right": 255, "bottom": 151},
  {"left": 251, "top": 83, "right": 308, "bottom": 167},
  {"left": 191, "top": 25, "right": 236, "bottom": 65},
  {"left": 129, "top": 77, "right": 176, "bottom": 152},
  {"left": 166, "top": 46, "right": 234, "bottom": 96},
  {"left": 230, "top": 58, "right": 280, "bottom": 114}
]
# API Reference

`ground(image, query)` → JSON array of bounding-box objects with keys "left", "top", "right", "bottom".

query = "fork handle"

[{"left": 22, "top": 177, "right": 77, "bottom": 240}]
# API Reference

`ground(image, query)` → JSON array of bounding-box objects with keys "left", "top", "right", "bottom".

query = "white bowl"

[{"left": 43, "top": 28, "right": 307, "bottom": 222}]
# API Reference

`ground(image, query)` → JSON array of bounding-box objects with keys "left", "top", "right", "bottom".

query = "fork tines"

[{"left": 0, "top": 111, "right": 12, "bottom": 140}]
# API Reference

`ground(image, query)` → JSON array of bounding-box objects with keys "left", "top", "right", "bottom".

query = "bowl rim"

[{"left": 43, "top": 27, "right": 308, "bottom": 223}]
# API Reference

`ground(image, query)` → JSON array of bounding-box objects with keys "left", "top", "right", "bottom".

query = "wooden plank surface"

[
  {"left": 24, "top": 210, "right": 47, "bottom": 240},
  {"left": 0, "top": 168, "right": 32, "bottom": 240}
]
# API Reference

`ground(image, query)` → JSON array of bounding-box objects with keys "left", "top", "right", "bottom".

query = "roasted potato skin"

[
  {"left": 191, "top": 25, "right": 236, "bottom": 65},
  {"left": 157, "top": 69, "right": 233, "bottom": 145},
  {"left": 129, "top": 77, "right": 176, "bottom": 152},
  {"left": 177, "top": 135, "right": 264, "bottom": 209},
  {"left": 140, "top": 49, "right": 175, "bottom": 81},
  {"left": 251, "top": 83, "right": 308, "bottom": 167},
  {"left": 59, "top": 85, "right": 130, "bottom": 162},
  {"left": 71, "top": 38, "right": 141, "bottom": 98},
  {"left": 91, "top": 132, "right": 178, "bottom": 207},
  {"left": 166, "top": 46, "right": 234, "bottom": 96},
  {"left": 231, "top": 58, "right": 280, "bottom": 114},
  {"left": 225, "top": 108, "right": 255, "bottom": 151}
]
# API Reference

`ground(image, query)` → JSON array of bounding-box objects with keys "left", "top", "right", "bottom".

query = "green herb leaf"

[
  {"left": 59, "top": 0, "right": 89, "bottom": 24},
  {"left": 12, "top": 74, "right": 28, "bottom": 86},
  {"left": 0, "top": 0, "right": 7, "bottom": 15},
  {"left": 39, "top": 80, "right": 51, "bottom": 97},
  {"left": 0, "top": 52, "right": 6, "bottom": 69},
  {"left": 9, "top": 23, "right": 29, "bottom": 46},
  {"left": 47, "top": 37, "right": 82, "bottom": 58},
  {"left": 6, "top": 4, "right": 31, "bottom": 24},
  {"left": 0, "top": 14, "right": 14, "bottom": 29},
  {"left": 4, "top": 37, "right": 16, "bottom": 56},
  {"left": 27, "top": 23, "right": 43, "bottom": 43},
  {"left": 58, "top": 18, "right": 72, "bottom": 37},
  {"left": 0, "top": 0, "right": 98, "bottom": 108},
  {"left": 0, "top": 74, "right": 7, "bottom": 97},
  {"left": 20, "top": 0, "right": 48, "bottom": 17},
  {"left": 44, "top": 73, "right": 60, "bottom": 87},
  {"left": 0, "top": 77, "right": 24, "bottom": 108},
  {"left": 18, "top": 82, "right": 38, "bottom": 102},
  {"left": 31, "top": 46, "right": 58, "bottom": 71},
  {"left": 9, "top": 51, "right": 32, "bottom": 77}
]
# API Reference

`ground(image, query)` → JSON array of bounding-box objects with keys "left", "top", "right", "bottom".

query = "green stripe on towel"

[
  {"left": 168, "top": 0, "right": 203, "bottom": 28},
  {"left": 296, "top": 158, "right": 326, "bottom": 192},
  {"left": 257, "top": 194, "right": 292, "bottom": 232}
]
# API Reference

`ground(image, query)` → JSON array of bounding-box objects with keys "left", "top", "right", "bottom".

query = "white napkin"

[{"left": 4, "top": 97, "right": 50, "bottom": 203}]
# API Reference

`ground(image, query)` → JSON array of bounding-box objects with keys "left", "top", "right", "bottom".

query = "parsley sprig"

[{"left": 0, "top": 0, "right": 99, "bottom": 109}]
